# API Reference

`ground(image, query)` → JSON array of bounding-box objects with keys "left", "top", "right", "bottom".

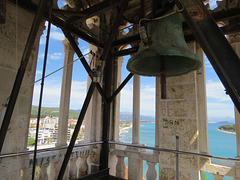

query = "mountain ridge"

[{"left": 31, "top": 106, "right": 234, "bottom": 124}]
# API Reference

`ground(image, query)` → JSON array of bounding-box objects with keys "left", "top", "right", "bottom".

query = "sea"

[{"left": 119, "top": 122, "right": 237, "bottom": 180}]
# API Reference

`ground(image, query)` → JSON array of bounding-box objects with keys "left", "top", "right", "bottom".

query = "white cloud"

[
  {"left": 32, "top": 81, "right": 61, "bottom": 107},
  {"left": 207, "top": 102, "right": 234, "bottom": 118},
  {"left": 205, "top": 61, "right": 212, "bottom": 68},
  {"left": 206, "top": 80, "right": 231, "bottom": 101},
  {"left": 40, "top": 37, "right": 46, "bottom": 45},
  {"left": 50, "top": 31, "right": 65, "bottom": 41},
  {"left": 40, "top": 24, "right": 64, "bottom": 42},
  {"left": 69, "top": 81, "right": 87, "bottom": 108},
  {"left": 120, "top": 84, "right": 133, "bottom": 111},
  {"left": 81, "top": 46, "right": 90, "bottom": 55},
  {"left": 50, "top": 53, "right": 63, "bottom": 60},
  {"left": 51, "top": 25, "right": 59, "bottom": 31},
  {"left": 120, "top": 84, "right": 156, "bottom": 115},
  {"left": 140, "top": 85, "right": 155, "bottom": 113},
  {"left": 38, "top": 53, "right": 44, "bottom": 60},
  {"left": 36, "top": 70, "right": 42, "bottom": 75}
]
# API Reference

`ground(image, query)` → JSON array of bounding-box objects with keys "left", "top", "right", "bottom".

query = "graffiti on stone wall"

[{"left": 29, "top": 149, "right": 91, "bottom": 168}]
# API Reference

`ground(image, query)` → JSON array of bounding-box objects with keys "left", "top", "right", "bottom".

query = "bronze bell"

[{"left": 127, "top": 12, "right": 202, "bottom": 77}]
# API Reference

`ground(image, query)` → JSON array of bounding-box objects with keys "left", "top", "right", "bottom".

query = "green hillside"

[
  {"left": 31, "top": 106, "right": 79, "bottom": 119},
  {"left": 218, "top": 124, "right": 236, "bottom": 133}
]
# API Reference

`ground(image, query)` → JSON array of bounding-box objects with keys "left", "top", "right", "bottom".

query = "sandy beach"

[
  {"left": 218, "top": 129, "right": 236, "bottom": 135},
  {"left": 119, "top": 125, "right": 132, "bottom": 134}
]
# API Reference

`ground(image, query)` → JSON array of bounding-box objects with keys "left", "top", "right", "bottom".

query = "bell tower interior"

[{"left": 0, "top": 0, "right": 240, "bottom": 179}]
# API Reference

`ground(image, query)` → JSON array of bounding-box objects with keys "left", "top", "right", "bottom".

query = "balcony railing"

[
  {"left": 0, "top": 140, "right": 239, "bottom": 179},
  {"left": 109, "top": 141, "right": 240, "bottom": 180},
  {"left": 0, "top": 142, "right": 102, "bottom": 180}
]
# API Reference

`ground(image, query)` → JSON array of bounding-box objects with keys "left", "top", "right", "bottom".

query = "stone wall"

[
  {"left": 158, "top": 72, "right": 199, "bottom": 179},
  {"left": 0, "top": 2, "right": 43, "bottom": 178}
]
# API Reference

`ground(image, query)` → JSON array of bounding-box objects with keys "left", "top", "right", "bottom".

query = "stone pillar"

[
  {"left": 228, "top": 33, "right": 240, "bottom": 158},
  {"left": 0, "top": 2, "right": 44, "bottom": 179},
  {"left": 132, "top": 75, "right": 140, "bottom": 144},
  {"left": 196, "top": 43, "right": 209, "bottom": 154},
  {"left": 229, "top": 33, "right": 240, "bottom": 180},
  {"left": 146, "top": 162, "right": 157, "bottom": 180},
  {"left": 56, "top": 37, "right": 77, "bottom": 147},
  {"left": 69, "top": 158, "right": 77, "bottom": 179},
  {"left": 158, "top": 41, "right": 199, "bottom": 179},
  {"left": 235, "top": 106, "right": 240, "bottom": 180},
  {"left": 111, "top": 57, "right": 123, "bottom": 141},
  {"left": 50, "top": 161, "right": 69, "bottom": 180},
  {"left": 213, "top": 174, "right": 224, "bottom": 180},
  {"left": 36, "top": 164, "right": 49, "bottom": 180},
  {"left": 78, "top": 157, "right": 88, "bottom": 176},
  {"left": 0, "top": 4, "right": 44, "bottom": 154},
  {"left": 21, "top": 168, "right": 32, "bottom": 180},
  {"left": 235, "top": 107, "right": 240, "bottom": 157},
  {"left": 116, "top": 156, "right": 125, "bottom": 179},
  {"left": 128, "top": 157, "right": 143, "bottom": 180},
  {"left": 155, "top": 76, "right": 162, "bottom": 148},
  {"left": 50, "top": 162, "right": 59, "bottom": 180},
  {"left": 84, "top": 44, "right": 102, "bottom": 143}
]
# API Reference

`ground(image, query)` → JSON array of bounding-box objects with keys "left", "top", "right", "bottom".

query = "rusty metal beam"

[
  {"left": 101, "top": 1, "right": 130, "bottom": 61},
  {"left": 100, "top": 0, "right": 130, "bottom": 170},
  {"left": 57, "top": 82, "right": 96, "bottom": 180},
  {"left": 109, "top": 73, "right": 134, "bottom": 102},
  {"left": 62, "top": 30, "right": 108, "bottom": 103},
  {"left": 53, "top": 0, "right": 125, "bottom": 23},
  {"left": 51, "top": 15, "right": 104, "bottom": 48},
  {"left": 0, "top": 0, "right": 6, "bottom": 24},
  {"left": 8, "top": 0, "right": 104, "bottom": 48},
  {"left": 0, "top": 0, "right": 48, "bottom": 153},
  {"left": 174, "top": 0, "right": 240, "bottom": 112},
  {"left": 112, "top": 7, "right": 240, "bottom": 48},
  {"left": 112, "top": 46, "right": 138, "bottom": 57}
]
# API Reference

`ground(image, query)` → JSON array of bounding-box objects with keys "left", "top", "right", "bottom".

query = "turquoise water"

[{"left": 119, "top": 122, "right": 237, "bottom": 179}]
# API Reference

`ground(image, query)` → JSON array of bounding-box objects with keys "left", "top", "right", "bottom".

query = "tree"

[
  {"left": 28, "top": 137, "right": 35, "bottom": 146},
  {"left": 202, "top": 172, "right": 207, "bottom": 180}
]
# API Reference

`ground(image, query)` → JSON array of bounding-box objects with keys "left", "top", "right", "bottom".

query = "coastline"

[
  {"left": 119, "top": 125, "right": 132, "bottom": 134},
  {"left": 218, "top": 129, "right": 236, "bottom": 135}
]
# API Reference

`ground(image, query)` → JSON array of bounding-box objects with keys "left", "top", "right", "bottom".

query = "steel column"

[
  {"left": 100, "top": 54, "right": 113, "bottom": 170},
  {"left": 101, "top": 0, "right": 130, "bottom": 61},
  {"left": 174, "top": 0, "right": 240, "bottom": 112},
  {"left": 99, "top": 0, "right": 130, "bottom": 170},
  {"left": 0, "top": 0, "right": 48, "bottom": 153},
  {"left": 31, "top": 11, "right": 52, "bottom": 180},
  {"left": 57, "top": 82, "right": 96, "bottom": 180}
]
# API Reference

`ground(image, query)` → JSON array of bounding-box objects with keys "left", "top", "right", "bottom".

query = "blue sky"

[{"left": 32, "top": 0, "right": 234, "bottom": 120}]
